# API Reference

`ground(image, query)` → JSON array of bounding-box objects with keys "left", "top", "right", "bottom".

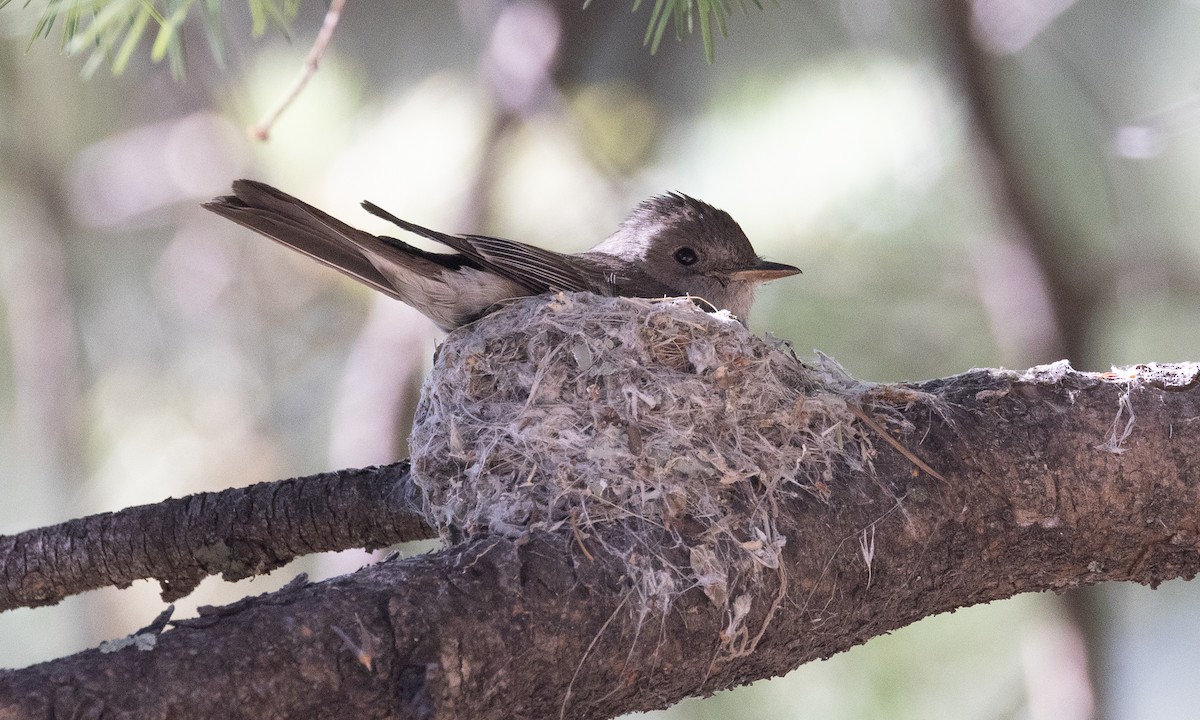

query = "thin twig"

[
  {"left": 249, "top": 0, "right": 348, "bottom": 141},
  {"left": 846, "top": 403, "right": 948, "bottom": 484}
]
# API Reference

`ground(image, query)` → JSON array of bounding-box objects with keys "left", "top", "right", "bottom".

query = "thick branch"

[
  {"left": 0, "top": 462, "right": 433, "bottom": 610},
  {"left": 3, "top": 358, "right": 1199, "bottom": 718}
]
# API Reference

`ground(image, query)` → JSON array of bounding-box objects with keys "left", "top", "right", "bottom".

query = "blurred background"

[{"left": 1, "top": 0, "right": 1199, "bottom": 717}]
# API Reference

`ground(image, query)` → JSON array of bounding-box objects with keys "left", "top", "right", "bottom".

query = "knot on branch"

[{"left": 409, "top": 293, "right": 935, "bottom": 646}]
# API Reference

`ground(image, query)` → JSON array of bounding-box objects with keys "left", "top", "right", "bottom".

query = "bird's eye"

[{"left": 673, "top": 247, "right": 698, "bottom": 266}]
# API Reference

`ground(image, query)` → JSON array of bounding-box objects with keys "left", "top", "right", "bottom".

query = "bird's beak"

[{"left": 726, "top": 259, "right": 802, "bottom": 283}]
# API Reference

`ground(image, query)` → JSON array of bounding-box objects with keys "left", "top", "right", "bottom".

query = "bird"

[{"left": 203, "top": 180, "right": 800, "bottom": 331}]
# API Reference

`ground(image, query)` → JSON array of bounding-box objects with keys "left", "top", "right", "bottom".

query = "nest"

[{"left": 409, "top": 293, "right": 917, "bottom": 653}]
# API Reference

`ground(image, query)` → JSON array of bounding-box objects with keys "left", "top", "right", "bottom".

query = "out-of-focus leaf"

[
  {"left": 151, "top": 4, "right": 189, "bottom": 61},
  {"left": 199, "top": 0, "right": 226, "bottom": 69},
  {"left": 65, "top": 0, "right": 140, "bottom": 55},
  {"left": 111, "top": 2, "right": 153, "bottom": 75},
  {"left": 13, "top": 0, "right": 298, "bottom": 78},
  {"left": 618, "top": 0, "right": 771, "bottom": 62},
  {"left": 248, "top": 0, "right": 292, "bottom": 39},
  {"left": 645, "top": 0, "right": 672, "bottom": 53},
  {"left": 698, "top": 0, "right": 713, "bottom": 62}
]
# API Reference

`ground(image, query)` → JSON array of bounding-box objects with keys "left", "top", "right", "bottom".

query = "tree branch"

[
  {"left": 0, "top": 462, "right": 432, "bottom": 611},
  {"left": 2, "top": 297, "right": 1198, "bottom": 718}
]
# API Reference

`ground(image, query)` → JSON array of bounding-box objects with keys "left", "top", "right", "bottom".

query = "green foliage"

[
  {"left": 2, "top": 0, "right": 298, "bottom": 79},
  {"left": 586, "top": 0, "right": 768, "bottom": 62},
  {"left": 1, "top": 0, "right": 769, "bottom": 79}
]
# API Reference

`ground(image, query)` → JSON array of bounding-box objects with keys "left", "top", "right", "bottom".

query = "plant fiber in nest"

[{"left": 410, "top": 293, "right": 894, "bottom": 625}]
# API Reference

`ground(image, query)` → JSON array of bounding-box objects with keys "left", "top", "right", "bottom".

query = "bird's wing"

[
  {"left": 205, "top": 181, "right": 476, "bottom": 303},
  {"left": 361, "top": 201, "right": 595, "bottom": 293},
  {"left": 458, "top": 234, "right": 594, "bottom": 292}
]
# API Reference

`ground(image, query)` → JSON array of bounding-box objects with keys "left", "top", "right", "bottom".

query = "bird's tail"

[{"left": 203, "top": 180, "right": 407, "bottom": 301}]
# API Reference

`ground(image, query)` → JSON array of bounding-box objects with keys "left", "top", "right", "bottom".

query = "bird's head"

[{"left": 601, "top": 193, "right": 800, "bottom": 322}]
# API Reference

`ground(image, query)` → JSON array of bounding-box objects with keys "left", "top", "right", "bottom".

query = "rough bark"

[
  {"left": 0, "top": 463, "right": 432, "bottom": 611},
  {"left": 2, "top": 360, "right": 1199, "bottom": 719}
]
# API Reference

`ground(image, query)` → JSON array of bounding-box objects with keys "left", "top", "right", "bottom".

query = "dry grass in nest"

[{"left": 409, "top": 292, "right": 939, "bottom": 655}]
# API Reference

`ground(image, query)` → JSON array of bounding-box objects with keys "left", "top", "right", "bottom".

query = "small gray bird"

[{"left": 204, "top": 180, "right": 800, "bottom": 331}]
